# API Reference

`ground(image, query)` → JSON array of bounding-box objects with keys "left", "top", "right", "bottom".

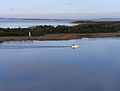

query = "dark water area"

[{"left": 0, "top": 38, "right": 120, "bottom": 91}]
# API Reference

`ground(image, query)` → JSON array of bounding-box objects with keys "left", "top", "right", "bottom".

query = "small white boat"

[{"left": 72, "top": 44, "right": 79, "bottom": 49}]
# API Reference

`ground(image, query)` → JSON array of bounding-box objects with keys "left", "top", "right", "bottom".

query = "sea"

[
  {"left": 0, "top": 18, "right": 120, "bottom": 91},
  {"left": 0, "top": 38, "right": 120, "bottom": 91},
  {"left": 0, "top": 18, "right": 76, "bottom": 28}
]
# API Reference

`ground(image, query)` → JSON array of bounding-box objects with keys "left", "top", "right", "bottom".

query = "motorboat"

[{"left": 72, "top": 44, "right": 79, "bottom": 49}]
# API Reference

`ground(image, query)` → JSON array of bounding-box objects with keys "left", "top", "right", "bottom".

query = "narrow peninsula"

[{"left": 1, "top": 21, "right": 120, "bottom": 42}]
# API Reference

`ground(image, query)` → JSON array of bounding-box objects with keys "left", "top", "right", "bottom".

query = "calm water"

[
  {"left": 0, "top": 38, "right": 120, "bottom": 91},
  {"left": 1, "top": 18, "right": 120, "bottom": 28},
  {"left": 0, "top": 19, "right": 75, "bottom": 28}
]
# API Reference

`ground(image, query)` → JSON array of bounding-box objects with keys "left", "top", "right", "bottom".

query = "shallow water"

[
  {"left": 0, "top": 19, "right": 75, "bottom": 28},
  {"left": 0, "top": 38, "right": 120, "bottom": 91}
]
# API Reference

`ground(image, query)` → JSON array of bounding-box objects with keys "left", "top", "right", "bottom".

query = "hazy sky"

[{"left": 0, "top": 0, "right": 120, "bottom": 18}]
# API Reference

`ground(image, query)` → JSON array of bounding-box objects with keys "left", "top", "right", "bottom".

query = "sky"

[{"left": 0, "top": 0, "right": 120, "bottom": 18}]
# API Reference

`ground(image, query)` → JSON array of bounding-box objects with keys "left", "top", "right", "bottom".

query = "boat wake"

[{"left": 0, "top": 45, "right": 72, "bottom": 49}]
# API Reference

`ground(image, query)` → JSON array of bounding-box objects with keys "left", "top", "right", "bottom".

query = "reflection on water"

[{"left": 0, "top": 38, "right": 120, "bottom": 91}]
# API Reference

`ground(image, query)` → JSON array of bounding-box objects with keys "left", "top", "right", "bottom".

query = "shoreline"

[{"left": 0, "top": 33, "right": 120, "bottom": 42}]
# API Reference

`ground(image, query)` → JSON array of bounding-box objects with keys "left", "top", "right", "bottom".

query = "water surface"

[
  {"left": 0, "top": 19, "right": 75, "bottom": 28},
  {"left": 0, "top": 38, "right": 120, "bottom": 91}
]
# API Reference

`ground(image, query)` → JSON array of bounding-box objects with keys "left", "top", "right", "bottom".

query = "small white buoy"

[{"left": 72, "top": 44, "right": 79, "bottom": 49}]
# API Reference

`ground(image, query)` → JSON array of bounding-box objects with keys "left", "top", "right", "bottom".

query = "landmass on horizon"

[{"left": 1, "top": 20, "right": 120, "bottom": 42}]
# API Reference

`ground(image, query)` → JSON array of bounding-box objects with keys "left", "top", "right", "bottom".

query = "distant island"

[
  {"left": 0, "top": 17, "right": 73, "bottom": 21},
  {"left": 1, "top": 20, "right": 120, "bottom": 41},
  {"left": 72, "top": 20, "right": 120, "bottom": 23}
]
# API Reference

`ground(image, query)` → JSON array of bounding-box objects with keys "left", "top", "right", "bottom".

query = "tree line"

[{"left": 0, "top": 23, "right": 120, "bottom": 36}]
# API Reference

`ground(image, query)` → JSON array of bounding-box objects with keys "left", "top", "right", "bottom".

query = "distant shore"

[
  {"left": 72, "top": 20, "right": 120, "bottom": 24},
  {"left": 0, "top": 33, "right": 120, "bottom": 42},
  {"left": 1, "top": 20, "right": 120, "bottom": 42}
]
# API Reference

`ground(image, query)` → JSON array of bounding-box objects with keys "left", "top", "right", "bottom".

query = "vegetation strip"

[
  {"left": 0, "top": 33, "right": 120, "bottom": 42},
  {"left": 1, "top": 22, "right": 120, "bottom": 41}
]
